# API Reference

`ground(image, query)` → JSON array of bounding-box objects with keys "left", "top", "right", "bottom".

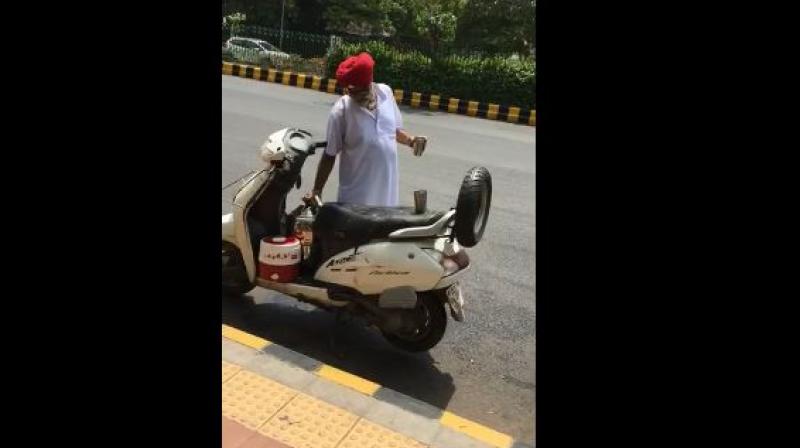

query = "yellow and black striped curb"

[
  {"left": 222, "top": 324, "right": 529, "bottom": 448},
  {"left": 222, "top": 61, "right": 536, "bottom": 127}
]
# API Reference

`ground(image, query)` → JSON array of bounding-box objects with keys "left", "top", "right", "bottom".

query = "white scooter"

[{"left": 222, "top": 128, "right": 491, "bottom": 351}]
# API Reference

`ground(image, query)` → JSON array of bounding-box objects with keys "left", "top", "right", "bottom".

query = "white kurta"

[{"left": 324, "top": 83, "right": 403, "bottom": 206}]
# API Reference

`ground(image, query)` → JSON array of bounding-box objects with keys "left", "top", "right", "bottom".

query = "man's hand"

[
  {"left": 411, "top": 136, "right": 427, "bottom": 157},
  {"left": 396, "top": 129, "right": 428, "bottom": 156},
  {"left": 303, "top": 190, "right": 322, "bottom": 204}
]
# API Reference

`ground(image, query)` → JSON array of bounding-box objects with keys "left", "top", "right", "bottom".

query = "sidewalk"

[{"left": 222, "top": 325, "right": 529, "bottom": 448}]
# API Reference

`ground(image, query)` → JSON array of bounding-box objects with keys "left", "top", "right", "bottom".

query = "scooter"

[{"left": 222, "top": 128, "right": 491, "bottom": 352}]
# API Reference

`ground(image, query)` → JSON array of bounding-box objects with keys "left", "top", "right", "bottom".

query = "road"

[{"left": 222, "top": 75, "right": 536, "bottom": 444}]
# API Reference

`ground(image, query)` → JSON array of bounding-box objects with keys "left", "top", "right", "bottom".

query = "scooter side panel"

[
  {"left": 314, "top": 242, "right": 444, "bottom": 295},
  {"left": 222, "top": 213, "right": 236, "bottom": 244}
]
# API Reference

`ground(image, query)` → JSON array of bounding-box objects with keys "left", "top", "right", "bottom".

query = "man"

[{"left": 306, "top": 52, "right": 427, "bottom": 207}]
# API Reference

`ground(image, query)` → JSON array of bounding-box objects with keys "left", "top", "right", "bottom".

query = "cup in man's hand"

[{"left": 412, "top": 136, "right": 427, "bottom": 157}]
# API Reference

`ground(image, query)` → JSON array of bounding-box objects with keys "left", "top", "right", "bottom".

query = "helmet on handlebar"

[
  {"left": 260, "top": 128, "right": 292, "bottom": 163},
  {"left": 260, "top": 128, "right": 315, "bottom": 163}
]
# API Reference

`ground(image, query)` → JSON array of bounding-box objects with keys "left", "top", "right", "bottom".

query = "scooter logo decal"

[
  {"left": 326, "top": 251, "right": 363, "bottom": 268},
  {"left": 369, "top": 270, "right": 410, "bottom": 276},
  {"left": 264, "top": 253, "right": 298, "bottom": 260}
]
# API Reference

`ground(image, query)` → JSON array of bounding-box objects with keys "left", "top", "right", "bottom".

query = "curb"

[
  {"left": 222, "top": 61, "right": 536, "bottom": 127},
  {"left": 222, "top": 324, "right": 531, "bottom": 448}
]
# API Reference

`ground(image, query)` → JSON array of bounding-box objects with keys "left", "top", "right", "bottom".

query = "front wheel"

[
  {"left": 222, "top": 241, "right": 255, "bottom": 297},
  {"left": 382, "top": 292, "right": 448, "bottom": 352}
]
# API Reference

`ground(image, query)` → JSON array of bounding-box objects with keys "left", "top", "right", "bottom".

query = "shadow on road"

[{"left": 222, "top": 294, "right": 457, "bottom": 410}]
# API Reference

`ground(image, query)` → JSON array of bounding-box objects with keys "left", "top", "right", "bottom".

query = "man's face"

[{"left": 346, "top": 84, "right": 371, "bottom": 103}]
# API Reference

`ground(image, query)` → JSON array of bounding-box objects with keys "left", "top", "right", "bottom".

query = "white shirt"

[{"left": 325, "top": 83, "right": 403, "bottom": 206}]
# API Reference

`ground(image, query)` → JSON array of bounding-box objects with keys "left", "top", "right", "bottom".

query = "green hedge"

[{"left": 326, "top": 41, "right": 535, "bottom": 110}]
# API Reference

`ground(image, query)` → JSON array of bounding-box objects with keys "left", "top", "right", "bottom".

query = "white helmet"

[
  {"left": 259, "top": 128, "right": 313, "bottom": 163},
  {"left": 259, "top": 128, "right": 291, "bottom": 163}
]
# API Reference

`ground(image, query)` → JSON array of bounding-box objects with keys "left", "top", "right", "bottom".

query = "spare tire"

[{"left": 454, "top": 167, "right": 492, "bottom": 247}]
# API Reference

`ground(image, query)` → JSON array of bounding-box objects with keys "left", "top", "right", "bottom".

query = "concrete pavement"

[{"left": 222, "top": 325, "right": 529, "bottom": 448}]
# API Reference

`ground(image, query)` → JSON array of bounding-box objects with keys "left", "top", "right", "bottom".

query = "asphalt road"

[{"left": 221, "top": 75, "right": 536, "bottom": 444}]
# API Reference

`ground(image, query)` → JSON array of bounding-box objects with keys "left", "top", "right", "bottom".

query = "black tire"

[
  {"left": 454, "top": 167, "right": 492, "bottom": 247},
  {"left": 382, "top": 292, "right": 448, "bottom": 352},
  {"left": 222, "top": 241, "right": 255, "bottom": 297}
]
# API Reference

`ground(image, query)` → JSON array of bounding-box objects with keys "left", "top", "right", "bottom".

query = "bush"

[
  {"left": 327, "top": 41, "right": 535, "bottom": 109},
  {"left": 271, "top": 55, "right": 327, "bottom": 77}
]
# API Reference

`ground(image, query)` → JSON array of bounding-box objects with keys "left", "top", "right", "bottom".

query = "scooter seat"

[
  {"left": 315, "top": 203, "right": 445, "bottom": 241},
  {"left": 307, "top": 203, "right": 446, "bottom": 272}
]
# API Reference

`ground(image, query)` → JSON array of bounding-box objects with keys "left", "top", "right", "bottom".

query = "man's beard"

[{"left": 350, "top": 84, "right": 377, "bottom": 110}]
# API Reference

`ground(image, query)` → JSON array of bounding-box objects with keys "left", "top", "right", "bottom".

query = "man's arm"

[
  {"left": 311, "top": 153, "right": 336, "bottom": 197},
  {"left": 396, "top": 129, "right": 414, "bottom": 147},
  {"left": 308, "top": 100, "right": 343, "bottom": 199}
]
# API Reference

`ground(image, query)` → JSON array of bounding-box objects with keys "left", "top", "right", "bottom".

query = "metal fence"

[{"left": 222, "top": 25, "right": 530, "bottom": 61}]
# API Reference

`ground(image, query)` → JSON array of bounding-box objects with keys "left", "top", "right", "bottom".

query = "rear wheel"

[
  {"left": 222, "top": 241, "right": 255, "bottom": 297},
  {"left": 382, "top": 292, "right": 448, "bottom": 352}
]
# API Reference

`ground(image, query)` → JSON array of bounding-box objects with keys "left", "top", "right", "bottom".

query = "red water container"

[{"left": 258, "top": 236, "right": 301, "bottom": 283}]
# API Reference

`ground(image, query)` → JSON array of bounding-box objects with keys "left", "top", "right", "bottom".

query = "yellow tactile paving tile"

[
  {"left": 338, "top": 418, "right": 428, "bottom": 448},
  {"left": 222, "top": 324, "right": 270, "bottom": 350},
  {"left": 316, "top": 364, "right": 380, "bottom": 396},
  {"left": 222, "top": 360, "right": 241, "bottom": 383},
  {"left": 440, "top": 411, "right": 513, "bottom": 448},
  {"left": 222, "top": 369, "right": 298, "bottom": 430},
  {"left": 258, "top": 393, "right": 359, "bottom": 448}
]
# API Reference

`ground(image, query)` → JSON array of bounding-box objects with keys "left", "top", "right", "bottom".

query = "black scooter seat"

[{"left": 314, "top": 203, "right": 445, "bottom": 240}]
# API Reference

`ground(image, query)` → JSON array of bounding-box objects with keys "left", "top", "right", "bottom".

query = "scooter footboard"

[{"left": 255, "top": 278, "right": 348, "bottom": 308}]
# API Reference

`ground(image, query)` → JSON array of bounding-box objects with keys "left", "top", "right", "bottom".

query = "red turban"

[{"left": 335, "top": 52, "right": 374, "bottom": 88}]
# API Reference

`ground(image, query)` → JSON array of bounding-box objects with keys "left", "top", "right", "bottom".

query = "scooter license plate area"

[{"left": 446, "top": 283, "right": 465, "bottom": 322}]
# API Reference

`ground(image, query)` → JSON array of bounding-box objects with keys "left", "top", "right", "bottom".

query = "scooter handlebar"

[{"left": 307, "top": 141, "right": 326, "bottom": 156}]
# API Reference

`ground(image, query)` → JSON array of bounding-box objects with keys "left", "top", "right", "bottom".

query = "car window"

[
  {"left": 230, "top": 39, "right": 243, "bottom": 46},
  {"left": 259, "top": 42, "right": 278, "bottom": 52}
]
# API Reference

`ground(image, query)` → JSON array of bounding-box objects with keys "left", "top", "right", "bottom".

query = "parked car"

[{"left": 225, "top": 37, "right": 290, "bottom": 65}]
